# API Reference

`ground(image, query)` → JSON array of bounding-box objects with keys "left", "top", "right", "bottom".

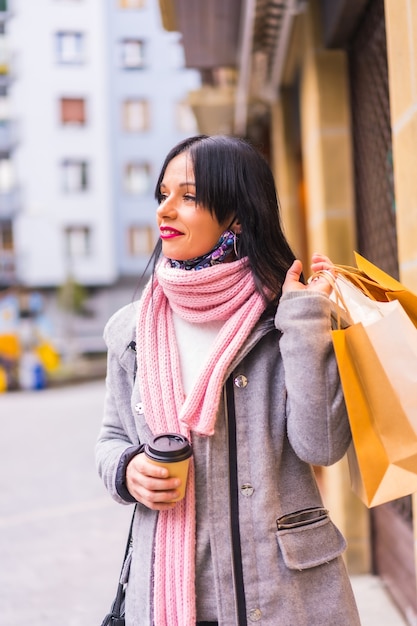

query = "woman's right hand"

[{"left": 125, "top": 453, "right": 182, "bottom": 510}]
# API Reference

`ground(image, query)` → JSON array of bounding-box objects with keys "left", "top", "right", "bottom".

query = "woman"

[{"left": 96, "top": 135, "right": 360, "bottom": 625}]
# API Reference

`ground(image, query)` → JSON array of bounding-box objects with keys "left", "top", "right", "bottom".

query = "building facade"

[
  {"left": 0, "top": 0, "right": 18, "bottom": 287},
  {"left": 105, "top": 0, "right": 199, "bottom": 280},
  {"left": 0, "top": 0, "right": 199, "bottom": 354},
  {"left": 9, "top": 0, "right": 115, "bottom": 287}
]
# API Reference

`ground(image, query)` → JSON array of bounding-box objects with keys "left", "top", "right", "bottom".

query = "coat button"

[
  {"left": 234, "top": 374, "right": 248, "bottom": 388},
  {"left": 135, "top": 402, "right": 144, "bottom": 414},
  {"left": 241, "top": 483, "right": 254, "bottom": 497},
  {"left": 249, "top": 608, "right": 262, "bottom": 621}
]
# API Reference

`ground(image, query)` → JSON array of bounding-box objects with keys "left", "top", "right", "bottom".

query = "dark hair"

[{"left": 148, "top": 134, "right": 297, "bottom": 302}]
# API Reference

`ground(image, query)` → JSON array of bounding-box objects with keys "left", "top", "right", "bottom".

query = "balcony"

[
  {"left": 187, "top": 85, "right": 236, "bottom": 135},
  {"left": 0, "top": 250, "right": 17, "bottom": 286},
  {"left": 0, "top": 186, "right": 21, "bottom": 218},
  {"left": 158, "top": 0, "right": 242, "bottom": 69}
]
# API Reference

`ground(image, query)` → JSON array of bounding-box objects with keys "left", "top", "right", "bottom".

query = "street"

[{"left": 0, "top": 380, "right": 132, "bottom": 626}]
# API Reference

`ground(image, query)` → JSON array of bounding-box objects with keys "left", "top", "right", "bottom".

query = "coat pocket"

[{"left": 276, "top": 515, "right": 347, "bottom": 571}]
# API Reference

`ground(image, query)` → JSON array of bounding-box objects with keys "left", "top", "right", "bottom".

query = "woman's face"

[{"left": 156, "top": 152, "right": 231, "bottom": 261}]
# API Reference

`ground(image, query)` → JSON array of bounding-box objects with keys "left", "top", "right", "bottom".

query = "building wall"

[
  {"left": 105, "top": 0, "right": 200, "bottom": 279},
  {"left": 1, "top": 0, "right": 200, "bottom": 355},
  {"left": 384, "top": 0, "right": 417, "bottom": 292},
  {"left": 274, "top": 0, "right": 417, "bottom": 582},
  {"left": 9, "top": 0, "right": 116, "bottom": 286},
  {"left": 0, "top": 3, "right": 16, "bottom": 286},
  {"left": 271, "top": 0, "right": 371, "bottom": 574},
  {"left": 271, "top": 89, "right": 308, "bottom": 264},
  {"left": 276, "top": 0, "right": 417, "bottom": 579},
  {"left": 299, "top": 3, "right": 356, "bottom": 266},
  {"left": 7, "top": 0, "right": 200, "bottom": 288},
  {"left": 384, "top": 0, "right": 417, "bottom": 585}
]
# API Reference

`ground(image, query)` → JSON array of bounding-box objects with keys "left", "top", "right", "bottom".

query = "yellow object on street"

[
  {"left": 0, "top": 334, "right": 20, "bottom": 359},
  {"left": 35, "top": 342, "right": 60, "bottom": 372}
]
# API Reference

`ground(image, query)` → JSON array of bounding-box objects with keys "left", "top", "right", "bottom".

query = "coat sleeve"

[
  {"left": 275, "top": 290, "right": 351, "bottom": 466},
  {"left": 95, "top": 303, "right": 141, "bottom": 504}
]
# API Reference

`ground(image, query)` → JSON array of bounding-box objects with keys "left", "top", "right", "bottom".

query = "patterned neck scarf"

[{"left": 168, "top": 229, "right": 237, "bottom": 270}]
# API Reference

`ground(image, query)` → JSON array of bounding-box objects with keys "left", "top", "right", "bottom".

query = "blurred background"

[
  {"left": 0, "top": 0, "right": 202, "bottom": 392},
  {"left": 1, "top": 0, "right": 417, "bottom": 623}
]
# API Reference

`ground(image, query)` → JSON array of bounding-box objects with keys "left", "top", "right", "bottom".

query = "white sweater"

[
  {"left": 172, "top": 312, "right": 223, "bottom": 620},
  {"left": 173, "top": 313, "right": 224, "bottom": 395}
]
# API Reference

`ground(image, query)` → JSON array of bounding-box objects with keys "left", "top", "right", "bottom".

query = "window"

[
  {"left": 175, "top": 102, "right": 198, "bottom": 134},
  {"left": 65, "top": 226, "right": 91, "bottom": 258},
  {"left": 127, "top": 225, "right": 153, "bottom": 256},
  {"left": 0, "top": 158, "right": 14, "bottom": 192},
  {"left": 56, "top": 32, "right": 84, "bottom": 64},
  {"left": 0, "top": 220, "right": 13, "bottom": 250},
  {"left": 60, "top": 98, "right": 86, "bottom": 125},
  {"left": 120, "top": 39, "right": 145, "bottom": 69},
  {"left": 124, "top": 162, "right": 150, "bottom": 195},
  {"left": 0, "top": 220, "right": 14, "bottom": 281},
  {"left": 62, "top": 160, "right": 89, "bottom": 192},
  {"left": 119, "top": 0, "right": 146, "bottom": 8},
  {"left": 122, "top": 99, "right": 150, "bottom": 132}
]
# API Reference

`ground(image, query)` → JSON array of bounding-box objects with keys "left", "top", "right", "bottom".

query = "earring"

[{"left": 233, "top": 231, "right": 239, "bottom": 257}]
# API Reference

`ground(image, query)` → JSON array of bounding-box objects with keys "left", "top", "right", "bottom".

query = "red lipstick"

[{"left": 160, "top": 226, "right": 182, "bottom": 239}]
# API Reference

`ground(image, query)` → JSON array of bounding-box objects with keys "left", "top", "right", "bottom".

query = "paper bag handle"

[
  {"left": 308, "top": 270, "right": 350, "bottom": 329},
  {"left": 332, "top": 266, "right": 378, "bottom": 301}
]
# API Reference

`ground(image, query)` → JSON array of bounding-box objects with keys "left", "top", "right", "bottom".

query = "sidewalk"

[{"left": 351, "top": 575, "right": 409, "bottom": 625}]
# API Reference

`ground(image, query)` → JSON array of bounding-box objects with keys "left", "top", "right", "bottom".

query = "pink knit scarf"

[{"left": 136, "top": 257, "right": 266, "bottom": 625}]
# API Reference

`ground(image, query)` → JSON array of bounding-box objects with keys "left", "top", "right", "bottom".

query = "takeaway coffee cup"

[{"left": 144, "top": 433, "right": 192, "bottom": 501}]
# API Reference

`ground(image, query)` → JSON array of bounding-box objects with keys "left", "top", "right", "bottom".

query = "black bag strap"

[
  {"left": 100, "top": 505, "right": 136, "bottom": 626},
  {"left": 226, "top": 375, "right": 247, "bottom": 626}
]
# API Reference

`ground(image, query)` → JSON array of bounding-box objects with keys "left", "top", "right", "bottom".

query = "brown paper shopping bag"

[
  {"left": 335, "top": 252, "right": 417, "bottom": 328},
  {"left": 327, "top": 266, "right": 417, "bottom": 507},
  {"left": 332, "top": 307, "right": 417, "bottom": 507}
]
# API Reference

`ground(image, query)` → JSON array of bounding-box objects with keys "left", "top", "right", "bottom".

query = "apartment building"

[
  {"left": 8, "top": 0, "right": 114, "bottom": 287},
  {"left": 1, "top": 0, "right": 199, "bottom": 351},
  {"left": 0, "top": 0, "right": 16, "bottom": 287},
  {"left": 4, "top": 0, "right": 199, "bottom": 287}
]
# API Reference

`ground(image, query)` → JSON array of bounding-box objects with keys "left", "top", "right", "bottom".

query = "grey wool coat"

[{"left": 96, "top": 289, "right": 361, "bottom": 626}]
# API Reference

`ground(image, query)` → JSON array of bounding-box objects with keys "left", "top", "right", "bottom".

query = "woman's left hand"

[{"left": 282, "top": 253, "right": 334, "bottom": 296}]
